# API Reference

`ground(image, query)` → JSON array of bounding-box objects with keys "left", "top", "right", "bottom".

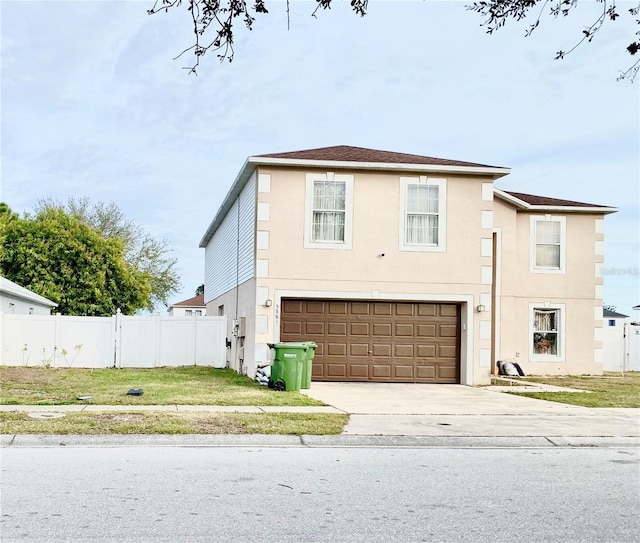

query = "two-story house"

[{"left": 200, "top": 146, "right": 616, "bottom": 385}]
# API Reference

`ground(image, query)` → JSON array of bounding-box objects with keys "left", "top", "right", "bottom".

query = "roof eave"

[
  {"left": 249, "top": 156, "right": 511, "bottom": 178},
  {"left": 199, "top": 158, "right": 255, "bottom": 248},
  {"left": 494, "top": 189, "right": 617, "bottom": 214}
]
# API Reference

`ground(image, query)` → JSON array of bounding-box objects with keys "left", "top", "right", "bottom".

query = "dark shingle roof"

[
  {"left": 505, "top": 191, "right": 606, "bottom": 208},
  {"left": 255, "top": 145, "right": 503, "bottom": 169},
  {"left": 171, "top": 294, "right": 205, "bottom": 307},
  {"left": 604, "top": 309, "right": 629, "bottom": 318}
]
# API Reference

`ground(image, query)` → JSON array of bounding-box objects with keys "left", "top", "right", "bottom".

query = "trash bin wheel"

[
  {"left": 273, "top": 379, "right": 286, "bottom": 392},
  {"left": 267, "top": 378, "right": 275, "bottom": 390}
]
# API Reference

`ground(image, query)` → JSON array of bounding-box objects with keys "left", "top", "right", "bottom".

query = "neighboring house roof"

[
  {"left": 604, "top": 309, "right": 629, "bottom": 319},
  {"left": 494, "top": 189, "right": 617, "bottom": 214},
  {"left": 168, "top": 294, "right": 205, "bottom": 310},
  {"left": 0, "top": 277, "right": 58, "bottom": 308},
  {"left": 200, "top": 146, "right": 511, "bottom": 247}
]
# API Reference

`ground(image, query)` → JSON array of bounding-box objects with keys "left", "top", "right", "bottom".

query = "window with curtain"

[
  {"left": 532, "top": 308, "right": 560, "bottom": 356},
  {"left": 535, "top": 220, "right": 561, "bottom": 268},
  {"left": 405, "top": 183, "right": 439, "bottom": 245},
  {"left": 312, "top": 180, "right": 346, "bottom": 242}
]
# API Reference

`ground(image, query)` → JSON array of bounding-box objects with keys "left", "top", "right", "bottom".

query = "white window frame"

[
  {"left": 528, "top": 303, "right": 566, "bottom": 362},
  {"left": 530, "top": 215, "right": 566, "bottom": 273},
  {"left": 304, "top": 172, "right": 353, "bottom": 250},
  {"left": 399, "top": 176, "right": 447, "bottom": 252}
]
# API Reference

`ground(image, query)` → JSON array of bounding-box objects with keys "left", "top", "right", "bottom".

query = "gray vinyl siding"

[{"left": 204, "top": 173, "right": 256, "bottom": 302}]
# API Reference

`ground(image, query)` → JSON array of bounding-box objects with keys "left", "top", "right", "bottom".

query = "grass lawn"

[
  {"left": 507, "top": 372, "right": 640, "bottom": 408},
  {"left": 0, "top": 411, "right": 349, "bottom": 435},
  {"left": 0, "top": 367, "right": 324, "bottom": 406}
]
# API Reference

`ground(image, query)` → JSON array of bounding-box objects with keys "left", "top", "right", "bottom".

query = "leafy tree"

[
  {"left": 0, "top": 206, "right": 153, "bottom": 316},
  {"left": 195, "top": 284, "right": 204, "bottom": 296},
  {"left": 36, "top": 198, "right": 181, "bottom": 312},
  {"left": 148, "top": 0, "right": 639, "bottom": 80}
]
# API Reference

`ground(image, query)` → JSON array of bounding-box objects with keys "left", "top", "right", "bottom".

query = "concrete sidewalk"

[{"left": 2, "top": 383, "right": 638, "bottom": 446}]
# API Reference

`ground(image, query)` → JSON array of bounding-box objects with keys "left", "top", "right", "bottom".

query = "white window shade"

[
  {"left": 400, "top": 177, "right": 446, "bottom": 252},
  {"left": 530, "top": 216, "right": 566, "bottom": 273}
]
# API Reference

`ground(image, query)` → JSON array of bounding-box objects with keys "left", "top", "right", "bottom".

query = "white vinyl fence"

[
  {"left": 0, "top": 312, "right": 227, "bottom": 368},
  {"left": 603, "top": 322, "right": 640, "bottom": 372}
]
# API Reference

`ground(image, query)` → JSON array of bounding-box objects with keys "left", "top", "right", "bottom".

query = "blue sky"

[{"left": 1, "top": 1, "right": 638, "bottom": 315}]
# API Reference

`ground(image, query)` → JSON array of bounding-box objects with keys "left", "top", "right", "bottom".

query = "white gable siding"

[{"left": 204, "top": 172, "right": 256, "bottom": 302}]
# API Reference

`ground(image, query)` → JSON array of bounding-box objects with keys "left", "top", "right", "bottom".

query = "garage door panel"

[
  {"left": 394, "top": 365, "right": 414, "bottom": 379},
  {"left": 440, "top": 305, "right": 458, "bottom": 317},
  {"left": 283, "top": 300, "right": 303, "bottom": 314},
  {"left": 395, "top": 304, "right": 414, "bottom": 317},
  {"left": 418, "top": 304, "right": 436, "bottom": 317},
  {"left": 282, "top": 321, "right": 302, "bottom": 335},
  {"left": 328, "top": 322, "right": 347, "bottom": 336},
  {"left": 417, "top": 324, "right": 436, "bottom": 337},
  {"left": 307, "top": 301, "right": 326, "bottom": 314},
  {"left": 349, "top": 364, "right": 369, "bottom": 378},
  {"left": 439, "top": 366, "right": 458, "bottom": 380},
  {"left": 394, "top": 344, "right": 414, "bottom": 358},
  {"left": 440, "top": 324, "right": 458, "bottom": 337},
  {"left": 417, "top": 345, "right": 436, "bottom": 358},
  {"left": 372, "top": 344, "right": 391, "bottom": 357},
  {"left": 328, "top": 302, "right": 348, "bottom": 315},
  {"left": 395, "top": 323, "right": 414, "bottom": 336},
  {"left": 351, "top": 302, "right": 370, "bottom": 315},
  {"left": 281, "top": 299, "right": 459, "bottom": 384},
  {"left": 373, "top": 303, "right": 392, "bottom": 316},
  {"left": 350, "top": 322, "right": 370, "bottom": 336},
  {"left": 327, "top": 364, "right": 347, "bottom": 377},
  {"left": 327, "top": 343, "right": 347, "bottom": 356},
  {"left": 305, "top": 322, "right": 324, "bottom": 335},
  {"left": 439, "top": 345, "right": 457, "bottom": 359},
  {"left": 350, "top": 343, "right": 369, "bottom": 356},
  {"left": 373, "top": 323, "right": 392, "bottom": 337},
  {"left": 371, "top": 364, "right": 391, "bottom": 378},
  {"left": 416, "top": 365, "right": 436, "bottom": 379}
]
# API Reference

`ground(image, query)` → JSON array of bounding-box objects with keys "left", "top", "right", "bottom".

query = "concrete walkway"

[
  {"left": 300, "top": 383, "right": 640, "bottom": 439},
  {"left": 2, "top": 383, "right": 638, "bottom": 447}
]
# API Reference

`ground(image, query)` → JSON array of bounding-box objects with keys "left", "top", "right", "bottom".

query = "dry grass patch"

[
  {"left": 0, "top": 367, "right": 324, "bottom": 407},
  {"left": 0, "top": 411, "right": 349, "bottom": 435},
  {"left": 508, "top": 372, "right": 640, "bottom": 408}
]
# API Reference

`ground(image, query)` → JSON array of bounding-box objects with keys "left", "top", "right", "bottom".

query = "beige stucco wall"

[
  {"left": 253, "top": 166, "right": 496, "bottom": 385},
  {"left": 493, "top": 197, "right": 605, "bottom": 375}
]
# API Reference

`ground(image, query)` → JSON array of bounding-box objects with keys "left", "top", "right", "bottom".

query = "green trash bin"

[
  {"left": 267, "top": 343, "right": 308, "bottom": 391},
  {"left": 275, "top": 342, "right": 316, "bottom": 389},
  {"left": 300, "top": 342, "right": 317, "bottom": 389}
]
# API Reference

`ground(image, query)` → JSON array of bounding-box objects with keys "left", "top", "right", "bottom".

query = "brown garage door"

[{"left": 280, "top": 299, "right": 460, "bottom": 383}]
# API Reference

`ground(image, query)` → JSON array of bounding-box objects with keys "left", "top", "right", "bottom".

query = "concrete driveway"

[{"left": 302, "top": 382, "right": 640, "bottom": 438}]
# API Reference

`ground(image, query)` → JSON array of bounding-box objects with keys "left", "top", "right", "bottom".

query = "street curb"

[{"left": 2, "top": 434, "right": 638, "bottom": 449}]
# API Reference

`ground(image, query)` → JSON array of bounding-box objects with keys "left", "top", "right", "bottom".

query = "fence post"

[
  {"left": 53, "top": 312, "right": 61, "bottom": 368},
  {"left": 192, "top": 313, "right": 198, "bottom": 366},
  {"left": 113, "top": 309, "right": 122, "bottom": 369},
  {"left": 155, "top": 313, "right": 161, "bottom": 367}
]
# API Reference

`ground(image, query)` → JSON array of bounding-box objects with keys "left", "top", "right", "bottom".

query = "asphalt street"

[{"left": 2, "top": 445, "right": 639, "bottom": 543}]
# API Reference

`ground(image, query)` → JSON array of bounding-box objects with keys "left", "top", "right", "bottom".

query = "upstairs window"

[
  {"left": 531, "top": 216, "right": 566, "bottom": 273},
  {"left": 305, "top": 173, "right": 353, "bottom": 249},
  {"left": 400, "top": 177, "right": 446, "bottom": 252},
  {"left": 312, "top": 179, "right": 346, "bottom": 242}
]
